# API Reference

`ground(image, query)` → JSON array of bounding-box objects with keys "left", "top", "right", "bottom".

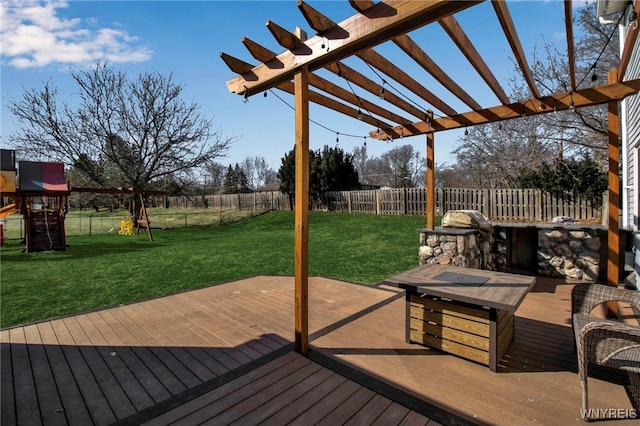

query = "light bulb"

[{"left": 569, "top": 92, "right": 575, "bottom": 112}]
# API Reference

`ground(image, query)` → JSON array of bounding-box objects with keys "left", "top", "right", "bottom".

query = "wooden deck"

[{"left": 1, "top": 274, "right": 638, "bottom": 425}]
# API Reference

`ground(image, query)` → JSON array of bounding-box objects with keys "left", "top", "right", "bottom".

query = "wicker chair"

[{"left": 571, "top": 283, "right": 640, "bottom": 420}]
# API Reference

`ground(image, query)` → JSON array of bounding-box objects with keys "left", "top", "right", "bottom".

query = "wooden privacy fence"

[
  {"left": 167, "top": 188, "right": 604, "bottom": 222},
  {"left": 322, "top": 188, "right": 605, "bottom": 222}
]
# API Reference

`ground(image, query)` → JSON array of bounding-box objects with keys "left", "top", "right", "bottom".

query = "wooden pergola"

[{"left": 223, "top": 0, "right": 640, "bottom": 353}]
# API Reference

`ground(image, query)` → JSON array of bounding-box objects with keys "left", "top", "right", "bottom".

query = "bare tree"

[
  {"left": 240, "top": 156, "right": 278, "bottom": 190},
  {"left": 204, "top": 161, "right": 227, "bottom": 194},
  {"left": 381, "top": 144, "right": 426, "bottom": 188},
  {"left": 8, "top": 62, "right": 234, "bottom": 194},
  {"left": 452, "top": 4, "right": 618, "bottom": 185},
  {"left": 454, "top": 117, "right": 557, "bottom": 189},
  {"left": 523, "top": 5, "right": 619, "bottom": 162},
  {"left": 435, "top": 162, "right": 470, "bottom": 188}
]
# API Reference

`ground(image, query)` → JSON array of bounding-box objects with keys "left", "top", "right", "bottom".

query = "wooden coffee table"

[{"left": 383, "top": 264, "right": 535, "bottom": 371}]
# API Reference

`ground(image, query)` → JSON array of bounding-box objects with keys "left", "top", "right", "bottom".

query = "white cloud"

[{"left": 0, "top": 0, "right": 152, "bottom": 69}]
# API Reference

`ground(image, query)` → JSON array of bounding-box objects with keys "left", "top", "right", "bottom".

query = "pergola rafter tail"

[{"left": 223, "top": 0, "right": 480, "bottom": 97}]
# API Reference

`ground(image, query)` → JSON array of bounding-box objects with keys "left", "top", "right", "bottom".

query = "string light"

[
  {"left": 569, "top": 92, "right": 575, "bottom": 112},
  {"left": 363, "top": 136, "right": 367, "bottom": 147},
  {"left": 242, "top": 87, "right": 249, "bottom": 103},
  {"left": 464, "top": 126, "right": 469, "bottom": 136},
  {"left": 576, "top": 10, "right": 623, "bottom": 88},
  {"left": 336, "top": 132, "right": 340, "bottom": 145}
]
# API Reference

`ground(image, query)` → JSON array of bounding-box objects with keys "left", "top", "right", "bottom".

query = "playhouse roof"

[{"left": 18, "top": 161, "right": 68, "bottom": 193}]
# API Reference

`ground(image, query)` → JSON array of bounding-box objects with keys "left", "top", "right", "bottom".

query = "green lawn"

[{"left": 0, "top": 210, "right": 435, "bottom": 328}]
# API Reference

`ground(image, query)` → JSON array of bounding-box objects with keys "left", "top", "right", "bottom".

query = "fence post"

[
  {"left": 602, "top": 192, "right": 608, "bottom": 226},
  {"left": 403, "top": 187, "right": 408, "bottom": 215},
  {"left": 89, "top": 215, "right": 92, "bottom": 236}
]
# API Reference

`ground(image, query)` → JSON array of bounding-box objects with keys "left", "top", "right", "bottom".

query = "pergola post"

[
  {"left": 606, "top": 68, "right": 621, "bottom": 317},
  {"left": 294, "top": 66, "right": 310, "bottom": 353},
  {"left": 426, "top": 131, "right": 435, "bottom": 230}
]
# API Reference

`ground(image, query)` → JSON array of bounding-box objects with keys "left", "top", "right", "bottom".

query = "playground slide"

[{"left": 0, "top": 203, "right": 18, "bottom": 219}]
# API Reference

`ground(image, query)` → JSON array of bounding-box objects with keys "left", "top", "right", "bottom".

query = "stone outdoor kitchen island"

[{"left": 418, "top": 223, "right": 604, "bottom": 281}]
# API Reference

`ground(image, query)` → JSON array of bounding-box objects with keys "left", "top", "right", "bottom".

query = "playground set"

[
  {"left": 0, "top": 149, "right": 155, "bottom": 251},
  {"left": 1, "top": 149, "right": 69, "bottom": 252}
]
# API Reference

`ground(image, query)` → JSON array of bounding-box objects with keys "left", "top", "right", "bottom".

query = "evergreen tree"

[
  {"left": 517, "top": 156, "right": 607, "bottom": 205},
  {"left": 223, "top": 163, "right": 252, "bottom": 194},
  {"left": 223, "top": 164, "right": 237, "bottom": 194},
  {"left": 319, "top": 146, "right": 360, "bottom": 192},
  {"left": 277, "top": 145, "right": 359, "bottom": 207}
]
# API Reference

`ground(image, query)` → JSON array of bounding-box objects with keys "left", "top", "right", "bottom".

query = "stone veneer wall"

[
  {"left": 419, "top": 226, "right": 602, "bottom": 281},
  {"left": 537, "top": 228, "right": 600, "bottom": 281},
  {"left": 418, "top": 228, "right": 507, "bottom": 271}
]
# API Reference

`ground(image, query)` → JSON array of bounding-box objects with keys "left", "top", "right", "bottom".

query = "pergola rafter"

[
  {"left": 564, "top": 0, "right": 577, "bottom": 91},
  {"left": 393, "top": 34, "right": 483, "bottom": 111},
  {"left": 438, "top": 14, "right": 511, "bottom": 105},
  {"left": 491, "top": 0, "right": 540, "bottom": 99},
  {"left": 222, "top": 0, "right": 640, "bottom": 352}
]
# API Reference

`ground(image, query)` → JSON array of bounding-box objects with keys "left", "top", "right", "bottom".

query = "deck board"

[{"left": 1, "top": 275, "right": 638, "bottom": 425}]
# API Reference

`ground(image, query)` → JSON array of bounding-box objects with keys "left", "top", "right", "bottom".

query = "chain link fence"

[{"left": 0, "top": 208, "right": 268, "bottom": 241}]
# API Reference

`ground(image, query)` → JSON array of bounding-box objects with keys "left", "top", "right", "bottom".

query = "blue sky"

[{"left": 1, "top": 0, "right": 583, "bottom": 172}]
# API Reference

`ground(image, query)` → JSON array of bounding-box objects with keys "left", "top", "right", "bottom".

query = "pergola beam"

[
  {"left": 225, "top": 0, "right": 480, "bottom": 96},
  {"left": 371, "top": 79, "right": 640, "bottom": 139}
]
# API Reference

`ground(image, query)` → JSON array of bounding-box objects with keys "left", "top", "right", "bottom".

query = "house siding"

[
  {"left": 625, "top": 38, "right": 640, "bottom": 231},
  {"left": 622, "top": 19, "right": 640, "bottom": 287}
]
